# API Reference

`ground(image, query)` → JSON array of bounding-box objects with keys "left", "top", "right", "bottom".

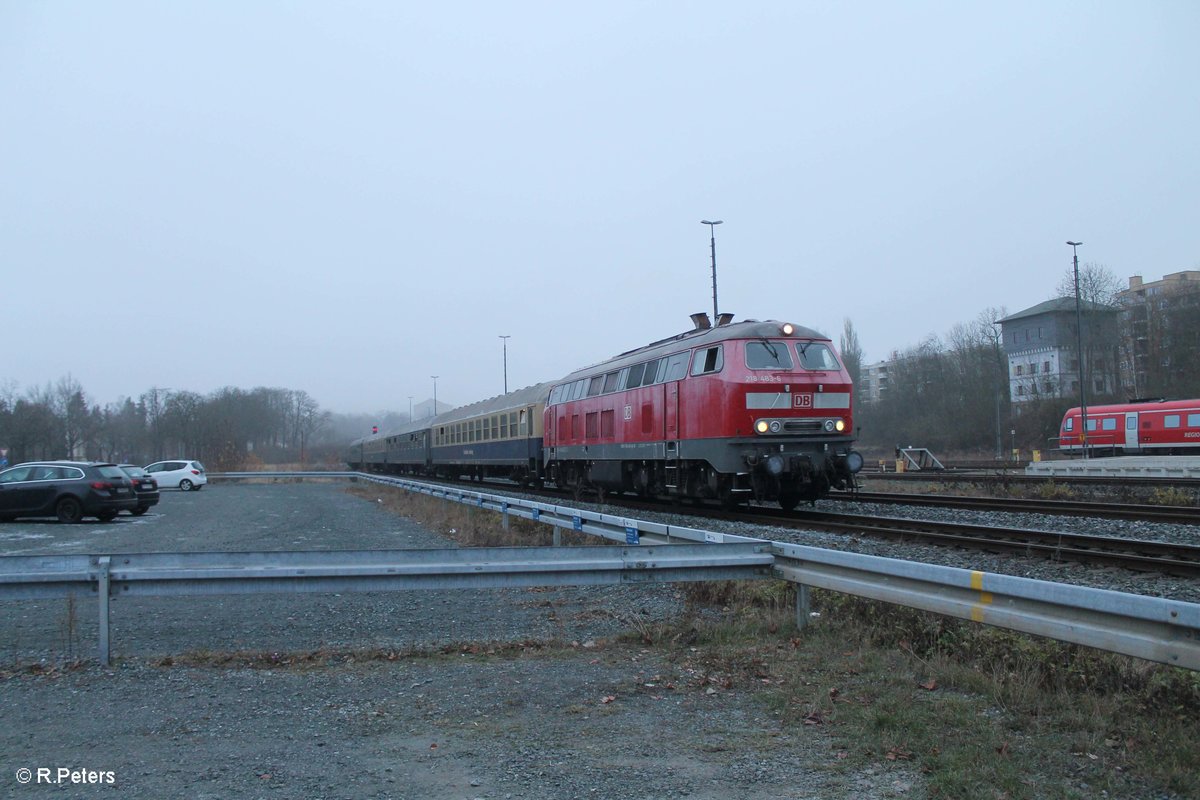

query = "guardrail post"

[
  {"left": 552, "top": 525, "right": 562, "bottom": 547},
  {"left": 794, "top": 583, "right": 811, "bottom": 630},
  {"left": 502, "top": 501, "right": 510, "bottom": 532},
  {"left": 96, "top": 556, "right": 111, "bottom": 666}
]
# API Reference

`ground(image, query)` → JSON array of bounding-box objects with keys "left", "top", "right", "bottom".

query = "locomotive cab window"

[
  {"left": 691, "top": 346, "right": 723, "bottom": 376},
  {"left": 1064, "top": 418, "right": 1074, "bottom": 431},
  {"left": 746, "top": 341, "right": 794, "bottom": 370},
  {"left": 796, "top": 342, "right": 840, "bottom": 371}
]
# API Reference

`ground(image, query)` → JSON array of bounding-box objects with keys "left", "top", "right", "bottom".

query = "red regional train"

[
  {"left": 348, "top": 315, "right": 863, "bottom": 509},
  {"left": 1058, "top": 398, "right": 1200, "bottom": 455}
]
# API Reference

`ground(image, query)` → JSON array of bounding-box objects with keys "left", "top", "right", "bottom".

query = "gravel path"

[{"left": 1, "top": 482, "right": 918, "bottom": 799}]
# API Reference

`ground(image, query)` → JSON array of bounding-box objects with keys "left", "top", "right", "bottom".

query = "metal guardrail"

[{"left": 2, "top": 472, "right": 1198, "bottom": 671}]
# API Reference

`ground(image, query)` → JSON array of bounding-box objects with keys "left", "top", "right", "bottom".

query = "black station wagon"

[{"left": 0, "top": 461, "right": 139, "bottom": 523}]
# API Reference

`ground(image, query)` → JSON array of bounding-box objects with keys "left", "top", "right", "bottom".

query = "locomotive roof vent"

[
  {"left": 690, "top": 312, "right": 712, "bottom": 330},
  {"left": 716, "top": 312, "right": 735, "bottom": 326}
]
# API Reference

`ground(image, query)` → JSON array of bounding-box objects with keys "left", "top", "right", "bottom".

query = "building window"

[
  {"left": 1015, "top": 365, "right": 1023, "bottom": 376},
  {"left": 1043, "top": 361, "right": 1051, "bottom": 373}
]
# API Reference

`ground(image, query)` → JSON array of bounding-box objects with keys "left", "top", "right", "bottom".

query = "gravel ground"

[{"left": 0, "top": 482, "right": 918, "bottom": 799}]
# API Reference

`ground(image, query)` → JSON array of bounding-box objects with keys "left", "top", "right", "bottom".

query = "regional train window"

[
  {"left": 1127, "top": 417, "right": 1137, "bottom": 430},
  {"left": 1188, "top": 414, "right": 1200, "bottom": 427},
  {"left": 1165, "top": 415, "right": 1181, "bottom": 428},
  {"left": 1102, "top": 418, "right": 1117, "bottom": 431},
  {"left": 1086, "top": 419, "right": 1097, "bottom": 431},
  {"left": 796, "top": 342, "right": 840, "bottom": 371},
  {"left": 1064, "top": 418, "right": 1074, "bottom": 431},
  {"left": 691, "top": 346, "right": 723, "bottom": 376},
  {"left": 602, "top": 371, "right": 620, "bottom": 393},
  {"left": 746, "top": 341, "right": 794, "bottom": 370}
]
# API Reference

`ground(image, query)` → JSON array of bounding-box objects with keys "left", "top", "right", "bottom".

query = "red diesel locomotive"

[
  {"left": 1059, "top": 398, "right": 1200, "bottom": 455},
  {"left": 544, "top": 316, "right": 863, "bottom": 509}
]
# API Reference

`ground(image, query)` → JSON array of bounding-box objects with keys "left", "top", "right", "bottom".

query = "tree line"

[{"left": 0, "top": 379, "right": 342, "bottom": 469}]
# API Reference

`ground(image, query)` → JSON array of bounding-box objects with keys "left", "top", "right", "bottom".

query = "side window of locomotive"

[
  {"left": 745, "top": 341, "right": 794, "bottom": 370},
  {"left": 550, "top": 385, "right": 564, "bottom": 405},
  {"left": 602, "top": 371, "right": 620, "bottom": 393},
  {"left": 1165, "top": 415, "right": 1181, "bottom": 428},
  {"left": 691, "top": 345, "right": 723, "bottom": 376},
  {"left": 572, "top": 379, "right": 588, "bottom": 400},
  {"left": 662, "top": 352, "right": 689, "bottom": 382},
  {"left": 641, "top": 358, "right": 660, "bottom": 385},
  {"left": 624, "top": 362, "right": 646, "bottom": 389},
  {"left": 587, "top": 376, "right": 604, "bottom": 397},
  {"left": 796, "top": 342, "right": 841, "bottom": 371}
]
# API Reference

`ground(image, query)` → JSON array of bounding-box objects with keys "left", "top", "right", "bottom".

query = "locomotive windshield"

[
  {"left": 746, "top": 341, "right": 794, "bottom": 370},
  {"left": 797, "top": 342, "right": 840, "bottom": 371}
]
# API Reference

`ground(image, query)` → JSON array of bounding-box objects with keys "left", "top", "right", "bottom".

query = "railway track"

[
  {"left": 668, "top": 505, "right": 1200, "bottom": 579},
  {"left": 829, "top": 490, "right": 1200, "bottom": 525},
  {"left": 359, "top": 473, "right": 1200, "bottom": 578}
]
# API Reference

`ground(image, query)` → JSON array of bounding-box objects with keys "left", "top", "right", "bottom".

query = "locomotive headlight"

[
  {"left": 755, "top": 420, "right": 770, "bottom": 434},
  {"left": 823, "top": 419, "right": 835, "bottom": 432},
  {"left": 835, "top": 419, "right": 846, "bottom": 432},
  {"left": 770, "top": 420, "right": 782, "bottom": 433},
  {"left": 781, "top": 323, "right": 795, "bottom": 335}
]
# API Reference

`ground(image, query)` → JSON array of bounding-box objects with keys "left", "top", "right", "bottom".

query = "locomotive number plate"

[{"left": 794, "top": 394, "right": 813, "bottom": 408}]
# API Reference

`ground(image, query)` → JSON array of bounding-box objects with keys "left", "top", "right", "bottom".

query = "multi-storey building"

[
  {"left": 998, "top": 298, "right": 1120, "bottom": 406},
  {"left": 1116, "top": 271, "right": 1200, "bottom": 396}
]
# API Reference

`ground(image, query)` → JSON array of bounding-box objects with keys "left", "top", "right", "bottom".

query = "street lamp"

[
  {"left": 431, "top": 376, "right": 438, "bottom": 418},
  {"left": 701, "top": 220, "right": 723, "bottom": 324},
  {"left": 408, "top": 396, "right": 413, "bottom": 420},
  {"left": 1067, "top": 241, "right": 1089, "bottom": 459},
  {"left": 499, "top": 335, "right": 511, "bottom": 395}
]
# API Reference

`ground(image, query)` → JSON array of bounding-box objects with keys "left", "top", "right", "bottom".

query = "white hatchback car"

[{"left": 144, "top": 460, "right": 208, "bottom": 491}]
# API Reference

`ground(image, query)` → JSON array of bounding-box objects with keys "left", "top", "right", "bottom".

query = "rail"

[{"left": 1, "top": 472, "right": 1197, "bottom": 672}]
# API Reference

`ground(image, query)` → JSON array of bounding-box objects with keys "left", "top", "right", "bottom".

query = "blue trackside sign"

[
  {"left": 572, "top": 515, "right": 583, "bottom": 531},
  {"left": 625, "top": 520, "right": 639, "bottom": 545}
]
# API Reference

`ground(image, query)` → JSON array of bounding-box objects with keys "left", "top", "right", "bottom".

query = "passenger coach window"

[
  {"left": 691, "top": 346, "right": 723, "bottom": 376},
  {"left": 1165, "top": 415, "right": 1181, "bottom": 428},
  {"left": 1102, "top": 418, "right": 1117, "bottom": 431},
  {"left": 1188, "top": 414, "right": 1200, "bottom": 427},
  {"left": 746, "top": 341, "right": 794, "bottom": 370},
  {"left": 797, "top": 343, "right": 840, "bottom": 371}
]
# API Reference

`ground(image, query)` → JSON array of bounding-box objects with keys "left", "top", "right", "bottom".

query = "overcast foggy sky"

[{"left": 2, "top": 2, "right": 1197, "bottom": 416}]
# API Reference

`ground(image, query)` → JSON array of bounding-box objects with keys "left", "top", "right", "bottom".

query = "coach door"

[{"left": 1124, "top": 411, "right": 1140, "bottom": 452}]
